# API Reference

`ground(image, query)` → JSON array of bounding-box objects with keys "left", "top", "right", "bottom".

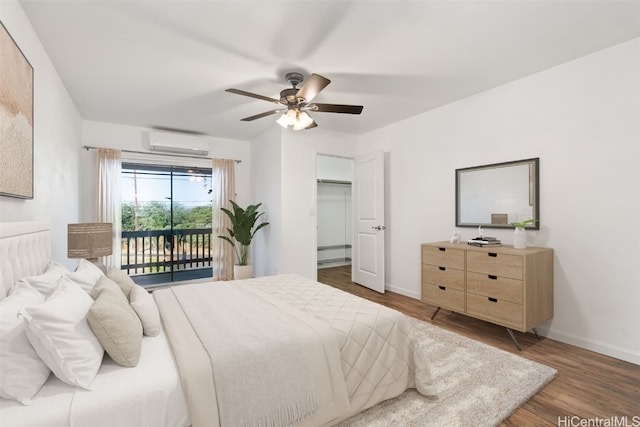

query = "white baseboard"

[{"left": 538, "top": 327, "right": 639, "bottom": 366}]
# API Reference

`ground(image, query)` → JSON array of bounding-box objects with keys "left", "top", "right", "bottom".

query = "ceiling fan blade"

[
  {"left": 305, "top": 120, "right": 318, "bottom": 130},
  {"left": 226, "top": 88, "right": 281, "bottom": 104},
  {"left": 312, "top": 103, "right": 363, "bottom": 114},
  {"left": 295, "top": 74, "right": 330, "bottom": 103},
  {"left": 240, "top": 109, "right": 282, "bottom": 121}
]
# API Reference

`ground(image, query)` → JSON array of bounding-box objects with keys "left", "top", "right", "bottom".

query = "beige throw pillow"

[
  {"left": 88, "top": 277, "right": 143, "bottom": 367},
  {"left": 129, "top": 285, "right": 161, "bottom": 337},
  {"left": 106, "top": 267, "right": 135, "bottom": 299}
]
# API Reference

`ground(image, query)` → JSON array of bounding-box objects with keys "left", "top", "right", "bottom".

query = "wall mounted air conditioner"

[{"left": 145, "top": 130, "right": 210, "bottom": 156}]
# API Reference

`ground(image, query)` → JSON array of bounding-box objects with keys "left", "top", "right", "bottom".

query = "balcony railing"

[{"left": 121, "top": 228, "right": 213, "bottom": 285}]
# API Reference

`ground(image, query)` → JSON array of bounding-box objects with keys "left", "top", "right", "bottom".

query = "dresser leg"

[
  {"left": 506, "top": 328, "right": 522, "bottom": 351},
  {"left": 532, "top": 328, "right": 541, "bottom": 340},
  {"left": 430, "top": 307, "right": 441, "bottom": 320}
]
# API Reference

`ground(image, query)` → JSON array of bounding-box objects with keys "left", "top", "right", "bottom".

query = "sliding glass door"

[{"left": 121, "top": 163, "right": 213, "bottom": 286}]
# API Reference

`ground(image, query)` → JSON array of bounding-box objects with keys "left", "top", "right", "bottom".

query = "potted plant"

[
  {"left": 510, "top": 219, "right": 538, "bottom": 249},
  {"left": 218, "top": 200, "right": 269, "bottom": 279}
]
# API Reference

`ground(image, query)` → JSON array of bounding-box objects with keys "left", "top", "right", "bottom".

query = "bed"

[{"left": 0, "top": 221, "right": 435, "bottom": 427}]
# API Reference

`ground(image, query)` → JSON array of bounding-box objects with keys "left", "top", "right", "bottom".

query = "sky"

[{"left": 121, "top": 167, "right": 212, "bottom": 209}]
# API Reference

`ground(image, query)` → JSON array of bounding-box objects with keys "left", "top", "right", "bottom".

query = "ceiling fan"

[{"left": 226, "top": 72, "right": 363, "bottom": 130}]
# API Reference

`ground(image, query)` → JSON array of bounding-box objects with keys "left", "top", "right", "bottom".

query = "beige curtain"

[
  {"left": 97, "top": 148, "right": 122, "bottom": 269},
  {"left": 211, "top": 158, "right": 236, "bottom": 280}
]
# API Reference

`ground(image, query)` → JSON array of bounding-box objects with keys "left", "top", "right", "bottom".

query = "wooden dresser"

[{"left": 421, "top": 242, "right": 553, "bottom": 348}]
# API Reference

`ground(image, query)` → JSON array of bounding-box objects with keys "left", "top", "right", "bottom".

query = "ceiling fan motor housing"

[
  {"left": 282, "top": 72, "right": 305, "bottom": 104},
  {"left": 285, "top": 72, "right": 304, "bottom": 87},
  {"left": 280, "top": 88, "right": 300, "bottom": 104}
]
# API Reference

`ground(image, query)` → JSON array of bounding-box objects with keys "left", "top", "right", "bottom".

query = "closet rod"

[
  {"left": 83, "top": 145, "right": 241, "bottom": 163},
  {"left": 317, "top": 179, "right": 351, "bottom": 185}
]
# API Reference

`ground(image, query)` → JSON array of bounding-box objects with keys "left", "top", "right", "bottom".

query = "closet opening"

[{"left": 316, "top": 155, "right": 353, "bottom": 270}]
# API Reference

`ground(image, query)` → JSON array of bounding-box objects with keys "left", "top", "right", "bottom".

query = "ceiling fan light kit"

[
  {"left": 226, "top": 72, "right": 363, "bottom": 131},
  {"left": 276, "top": 109, "right": 314, "bottom": 130}
]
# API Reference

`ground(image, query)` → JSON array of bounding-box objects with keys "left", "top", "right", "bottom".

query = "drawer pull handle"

[
  {"left": 439, "top": 266, "right": 446, "bottom": 271},
  {"left": 488, "top": 275, "right": 497, "bottom": 280},
  {"left": 438, "top": 286, "right": 446, "bottom": 291},
  {"left": 488, "top": 252, "right": 498, "bottom": 257},
  {"left": 438, "top": 247, "right": 446, "bottom": 252},
  {"left": 488, "top": 297, "right": 498, "bottom": 303}
]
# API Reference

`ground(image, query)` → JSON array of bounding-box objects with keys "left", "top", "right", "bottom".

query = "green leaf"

[
  {"left": 217, "top": 200, "right": 270, "bottom": 264},
  {"left": 510, "top": 219, "right": 538, "bottom": 228}
]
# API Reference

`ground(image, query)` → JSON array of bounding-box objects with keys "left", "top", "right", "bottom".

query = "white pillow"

[
  {"left": 129, "top": 285, "right": 161, "bottom": 337},
  {"left": 20, "top": 277, "right": 104, "bottom": 389},
  {"left": 65, "top": 259, "right": 104, "bottom": 293},
  {"left": 0, "top": 282, "right": 50, "bottom": 405},
  {"left": 17, "top": 261, "right": 69, "bottom": 297}
]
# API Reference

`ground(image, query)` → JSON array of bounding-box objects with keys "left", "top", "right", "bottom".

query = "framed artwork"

[{"left": 0, "top": 20, "right": 34, "bottom": 199}]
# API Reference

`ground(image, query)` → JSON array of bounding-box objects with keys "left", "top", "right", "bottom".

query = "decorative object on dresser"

[
  {"left": 511, "top": 218, "right": 539, "bottom": 250},
  {"left": 421, "top": 241, "right": 553, "bottom": 350},
  {"left": 467, "top": 236, "right": 502, "bottom": 247}
]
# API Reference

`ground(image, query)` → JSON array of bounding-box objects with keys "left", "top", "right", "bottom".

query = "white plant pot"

[
  {"left": 513, "top": 227, "right": 528, "bottom": 249},
  {"left": 233, "top": 264, "right": 253, "bottom": 280}
]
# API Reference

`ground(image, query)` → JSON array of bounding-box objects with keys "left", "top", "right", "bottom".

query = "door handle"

[{"left": 371, "top": 225, "right": 386, "bottom": 231}]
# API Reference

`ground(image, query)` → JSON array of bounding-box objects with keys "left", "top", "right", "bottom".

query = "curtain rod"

[{"left": 83, "top": 145, "right": 241, "bottom": 163}]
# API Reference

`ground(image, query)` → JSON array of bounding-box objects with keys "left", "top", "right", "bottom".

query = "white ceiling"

[{"left": 20, "top": 0, "right": 640, "bottom": 141}]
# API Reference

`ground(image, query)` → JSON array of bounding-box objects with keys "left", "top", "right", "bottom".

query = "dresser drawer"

[
  {"left": 466, "top": 271, "right": 523, "bottom": 304},
  {"left": 422, "top": 264, "right": 465, "bottom": 291},
  {"left": 466, "top": 251, "right": 523, "bottom": 280},
  {"left": 466, "top": 292, "right": 523, "bottom": 330},
  {"left": 421, "top": 283, "right": 465, "bottom": 312},
  {"left": 422, "top": 245, "right": 465, "bottom": 270}
]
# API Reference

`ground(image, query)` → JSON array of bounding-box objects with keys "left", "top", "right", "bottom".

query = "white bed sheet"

[{"left": 0, "top": 326, "right": 190, "bottom": 427}]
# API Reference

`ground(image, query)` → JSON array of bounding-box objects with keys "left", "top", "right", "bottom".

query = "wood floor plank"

[{"left": 317, "top": 266, "right": 640, "bottom": 425}]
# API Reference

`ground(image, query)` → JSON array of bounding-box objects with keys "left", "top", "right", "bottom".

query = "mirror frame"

[{"left": 455, "top": 158, "right": 540, "bottom": 229}]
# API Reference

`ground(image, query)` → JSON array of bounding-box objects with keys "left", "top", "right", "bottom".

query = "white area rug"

[{"left": 338, "top": 316, "right": 557, "bottom": 427}]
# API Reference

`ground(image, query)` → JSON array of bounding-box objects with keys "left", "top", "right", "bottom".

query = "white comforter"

[
  {"left": 156, "top": 274, "right": 435, "bottom": 427},
  {"left": 244, "top": 274, "right": 436, "bottom": 419}
]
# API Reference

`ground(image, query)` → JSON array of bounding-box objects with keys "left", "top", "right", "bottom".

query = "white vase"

[
  {"left": 233, "top": 264, "right": 253, "bottom": 280},
  {"left": 513, "top": 227, "right": 527, "bottom": 249}
]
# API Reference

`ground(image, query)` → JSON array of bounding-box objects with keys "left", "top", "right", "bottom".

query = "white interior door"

[{"left": 352, "top": 150, "right": 385, "bottom": 293}]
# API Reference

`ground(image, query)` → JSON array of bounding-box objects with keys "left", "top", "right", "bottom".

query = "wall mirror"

[{"left": 456, "top": 158, "right": 539, "bottom": 229}]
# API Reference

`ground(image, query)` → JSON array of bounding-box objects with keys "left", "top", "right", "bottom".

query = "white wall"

[
  {"left": 80, "top": 120, "right": 252, "bottom": 222},
  {"left": 0, "top": 1, "right": 83, "bottom": 268},
  {"left": 317, "top": 155, "right": 353, "bottom": 182},
  {"left": 250, "top": 126, "right": 282, "bottom": 277},
  {"left": 358, "top": 38, "right": 640, "bottom": 364}
]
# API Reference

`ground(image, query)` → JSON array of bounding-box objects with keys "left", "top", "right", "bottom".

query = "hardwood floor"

[{"left": 317, "top": 265, "right": 640, "bottom": 426}]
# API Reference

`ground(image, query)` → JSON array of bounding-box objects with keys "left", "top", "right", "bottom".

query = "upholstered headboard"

[{"left": 0, "top": 221, "right": 52, "bottom": 299}]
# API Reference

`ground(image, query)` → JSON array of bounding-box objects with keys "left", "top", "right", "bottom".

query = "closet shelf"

[{"left": 317, "top": 244, "right": 352, "bottom": 251}]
